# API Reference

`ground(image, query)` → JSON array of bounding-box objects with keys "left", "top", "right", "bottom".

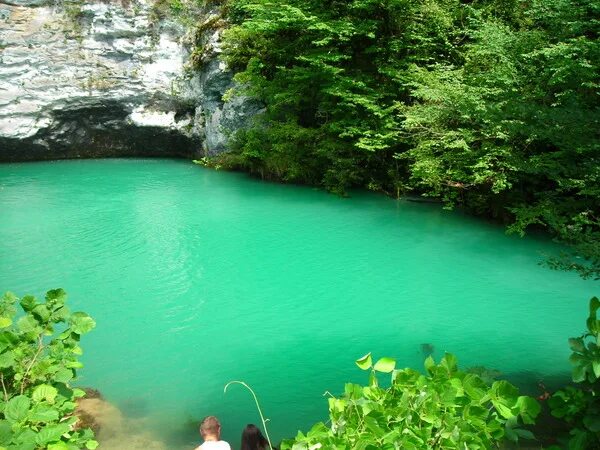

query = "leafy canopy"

[{"left": 220, "top": 0, "right": 600, "bottom": 278}]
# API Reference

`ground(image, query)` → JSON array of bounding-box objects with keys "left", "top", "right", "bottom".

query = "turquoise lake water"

[{"left": 0, "top": 159, "right": 596, "bottom": 448}]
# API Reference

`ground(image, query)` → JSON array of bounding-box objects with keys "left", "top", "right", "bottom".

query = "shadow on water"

[
  {"left": 420, "top": 343, "right": 435, "bottom": 359},
  {"left": 118, "top": 396, "right": 151, "bottom": 418},
  {"left": 503, "top": 370, "right": 573, "bottom": 399},
  {"left": 161, "top": 416, "right": 204, "bottom": 450}
]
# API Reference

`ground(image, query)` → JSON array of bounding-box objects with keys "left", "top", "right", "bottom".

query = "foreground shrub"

[
  {"left": 548, "top": 297, "right": 600, "bottom": 449},
  {"left": 0, "top": 289, "right": 97, "bottom": 450},
  {"left": 282, "top": 353, "right": 540, "bottom": 449}
]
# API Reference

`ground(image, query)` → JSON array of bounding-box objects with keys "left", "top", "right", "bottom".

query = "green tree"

[
  {"left": 402, "top": 0, "right": 600, "bottom": 279},
  {"left": 219, "top": 0, "right": 599, "bottom": 277}
]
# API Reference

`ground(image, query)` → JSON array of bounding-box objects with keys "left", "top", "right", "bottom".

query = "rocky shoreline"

[{"left": 76, "top": 388, "right": 169, "bottom": 450}]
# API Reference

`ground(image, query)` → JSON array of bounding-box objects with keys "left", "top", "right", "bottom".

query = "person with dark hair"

[
  {"left": 194, "top": 416, "right": 231, "bottom": 450},
  {"left": 240, "top": 424, "right": 270, "bottom": 450}
]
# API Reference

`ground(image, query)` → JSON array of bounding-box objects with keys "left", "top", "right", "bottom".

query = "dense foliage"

[
  {"left": 219, "top": 0, "right": 599, "bottom": 278},
  {"left": 549, "top": 297, "right": 600, "bottom": 449},
  {"left": 0, "top": 290, "right": 97, "bottom": 450},
  {"left": 280, "top": 353, "right": 540, "bottom": 449}
]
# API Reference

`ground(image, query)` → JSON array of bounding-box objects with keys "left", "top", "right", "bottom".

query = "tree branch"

[{"left": 20, "top": 335, "right": 44, "bottom": 394}]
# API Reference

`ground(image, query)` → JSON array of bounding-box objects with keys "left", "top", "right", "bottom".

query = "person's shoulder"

[{"left": 197, "top": 441, "right": 230, "bottom": 450}]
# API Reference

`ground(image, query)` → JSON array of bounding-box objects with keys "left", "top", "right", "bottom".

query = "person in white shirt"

[{"left": 194, "top": 416, "right": 231, "bottom": 450}]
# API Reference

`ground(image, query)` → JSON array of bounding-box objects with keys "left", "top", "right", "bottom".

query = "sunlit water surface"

[{"left": 0, "top": 159, "right": 595, "bottom": 448}]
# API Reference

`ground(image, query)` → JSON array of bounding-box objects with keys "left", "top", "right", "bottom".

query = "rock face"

[
  {"left": 184, "top": 8, "right": 263, "bottom": 156},
  {"left": 0, "top": 0, "right": 257, "bottom": 161}
]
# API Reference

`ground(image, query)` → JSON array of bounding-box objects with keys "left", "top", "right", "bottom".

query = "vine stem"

[
  {"left": 20, "top": 335, "right": 44, "bottom": 394},
  {"left": 0, "top": 373, "right": 8, "bottom": 402},
  {"left": 224, "top": 381, "right": 273, "bottom": 450}
]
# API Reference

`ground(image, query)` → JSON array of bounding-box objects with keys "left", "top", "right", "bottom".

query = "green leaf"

[
  {"left": 463, "top": 374, "right": 486, "bottom": 401},
  {"left": 35, "top": 423, "right": 70, "bottom": 445},
  {"left": 52, "top": 306, "right": 70, "bottom": 322},
  {"left": 572, "top": 364, "right": 587, "bottom": 383},
  {"left": 85, "top": 440, "right": 99, "bottom": 449},
  {"left": 69, "top": 312, "right": 96, "bottom": 335},
  {"left": 32, "top": 305, "right": 51, "bottom": 323},
  {"left": 368, "top": 371, "right": 378, "bottom": 387},
  {"left": 1, "top": 292, "right": 17, "bottom": 304},
  {"left": 45, "top": 289, "right": 67, "bottom": 306},
  {"left": 5, "top": 395, "right": 31, "bottom": 422},
  {"left": 583, "top": 414, "right": 600, "bottom": 432},
  {"left": 515, "top": 429, "right": 535, "bottom": 440},
  {"left": 29, "top": 405, "right": 59, "bottom": 423},
  {"left": 504, "top": 423, "right": 518, "bottom": 442},
  {"left": 72, "top": 388, "right": 86, "bottom": 398},
  {"left": 587, "top": 319, "right": 600, "bottom": 335},
  {"left": 17, "top": 315, "right": 38, "bottom": 333},
  {"left": 493, "top": 380, "right": 519, "bottom": 401},
  {"left": 48, "top": 443, "right": 70, "bottom": 450},
  {"left": 54, "top": 368, "right": 74, "bottom": 384},
  {"left": 515, "top": 396, "right": 541, "bottom": 424},
  {"left": 0, "top": 420, "right": 12, "bottom": 445},
  {"left": 65, "top": 361, "right": 84, "bottom": 369},
  {"left": 568, "top": 428, "right": 588, "bottom": 450},
  {"left": 373, "top": 357, "right": 395, "bottom": 373},
  {"left": 0, "top": 317, "right": 11, "bottom": 329},
  {"left": 424, "top": 356, "right": 435, "bottom": 374},
  {"left": 306, "top": 422, "right": 329, "bottom": 439},
  {"left": 32, "top": 384, "right": 58, "bottom": 404},
  {"left": 328, "top": 398, "right": 345, "bottom": 413},
  {"left": 493, "top": 400, "right": 514, "bottom": 419},
  {"left": 71, "top": 345, "right": 83, "bottom": 356},
  {"left": 592, "top": 360, "right": 600, "bottom": 379},
  {"left": 441, "top": 353, "right": 458, "bottom": 373},
  {"left": 589, "top": 297, "right": 600, "bottom": 317},
  {"left": 19, "top": 296, "right": 37, "bottom": 312},
  {"left": 450, "top": 377, "right": 464, "bottom": 397},
  {"left": 14, "top": 428, "right": 36, "bottom": 449},
  {"left": 568, "top": 338, "right": 585, "bottom": 353},
  {"left": 0, "top": 351, "right": 15, "bottom": 369},
  {"left": 356, "top": 352, "right": 372, "bottom": 370},
  {"left": 364, "top": 416, "right": 385, "bottom": 437}
]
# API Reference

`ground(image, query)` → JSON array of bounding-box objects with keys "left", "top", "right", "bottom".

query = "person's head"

[
  {"left": 241, "top": 424, "right": 268, "bottom": 450},
  {"left": 199, "top": 416, "right": 221, "bottom": 441}
]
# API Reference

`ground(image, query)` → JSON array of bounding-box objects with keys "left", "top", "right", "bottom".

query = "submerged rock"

[
  {"left": 82, "top": 387, "right": 103, "bottom": 400},
  {"left": 0, "top": 0, "right": 257, "bottom": 161},
  {"left": 77, "top": 395, "right": 168, "bottom": 450},
  {"left": 420, "top": 343, "right": 435, "bottom": 358}
]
